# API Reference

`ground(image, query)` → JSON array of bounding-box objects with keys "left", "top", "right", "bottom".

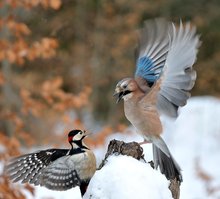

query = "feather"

[
  {"left": 152, "top": 137, "right": 182, "bottom": 182},
  {"left": 156, "top": 20, "right": 200, "bottom": 117},
  {"left": 135, "top": 18, "right": 171, "bottom": 86},
  {"left": 5, "top": 149, "right": 69, "bottom": 185},
  {"left": 40, "top": 156, "right": 81, "bottom": 191}
]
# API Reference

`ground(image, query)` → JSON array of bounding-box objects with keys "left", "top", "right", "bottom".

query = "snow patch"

[{"left": 84, "top": 155, "right": 172, "bottom": 199}]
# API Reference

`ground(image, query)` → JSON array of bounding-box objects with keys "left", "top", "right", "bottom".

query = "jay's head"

[{"left": 114, "top": 78, "right": 138, "bottom": 103}]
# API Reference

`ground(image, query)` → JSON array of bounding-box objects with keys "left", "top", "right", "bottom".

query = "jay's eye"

[{"left": 122, "top": 84, "right": 127, "bottom": 89}]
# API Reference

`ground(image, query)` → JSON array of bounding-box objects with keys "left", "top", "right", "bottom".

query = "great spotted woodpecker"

[{"left": 5, "top": 129, "right": 96, "bottom": 196}]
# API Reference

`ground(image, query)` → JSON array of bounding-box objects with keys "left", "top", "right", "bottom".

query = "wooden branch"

[
  {"left": 169, "top": 179, "right": 180, "bottom": 199},
  {"left": 98, "top": 139, "right": 144, "bottom": 169},
  {"left": 98, "top": 139, "right": 180, "bottom": 199}
]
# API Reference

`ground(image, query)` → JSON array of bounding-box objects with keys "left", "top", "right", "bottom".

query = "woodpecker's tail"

[{"left": 152, "top": 138, "right": 182, "bottom": 182}]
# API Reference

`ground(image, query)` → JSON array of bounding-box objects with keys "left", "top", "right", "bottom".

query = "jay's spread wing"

[
  {"left": 145, "top": 21, "right": 200, "bottom": 117},
  {"left": 5, "top": 149, "right": 69, "bottom": 185},
  {"left": 135, "top": 18, "right": 171, "bottom": 90}
]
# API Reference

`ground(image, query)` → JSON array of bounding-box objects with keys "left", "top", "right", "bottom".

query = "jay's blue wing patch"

[
  {"left": 134, "top": 19, "right": 170, "bottom": 86},
  {"left": 135, "top": 56, "right": 162, "bottom": 83},
  {"left": 138, "top": 19, "right": 200, "bottom": 118}
]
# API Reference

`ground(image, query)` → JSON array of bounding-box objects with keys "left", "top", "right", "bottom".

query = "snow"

[
  {"left": 1, "top": 96, "right": 220, "bottom": 199},
  {"left": 34, "top": 187, "right": 81, "bottom": 199},
  {"left": 86, "top": 96, "right": 220, "bottom": 199},
  {"left": 170, "top": 96, "right": 220, "bottom": 199},
  {"left": 84, "top": 155, "right": 172, "bottom": 199}
]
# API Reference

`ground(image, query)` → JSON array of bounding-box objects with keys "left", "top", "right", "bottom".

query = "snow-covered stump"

[
  {"left": 98, "top": 139, "right": 144, "bottom": 169},
  {"left": 84, "top": 140, "right": 180, "bottom": 199}
]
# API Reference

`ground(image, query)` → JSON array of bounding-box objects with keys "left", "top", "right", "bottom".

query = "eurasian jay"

[{"left": 114, "top": 18, "right": 200, "bottom": 182}]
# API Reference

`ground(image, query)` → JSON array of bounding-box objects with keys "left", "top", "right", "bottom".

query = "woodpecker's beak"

[{"left": 82, "top": 131, "right": 93, "bottom": 139}]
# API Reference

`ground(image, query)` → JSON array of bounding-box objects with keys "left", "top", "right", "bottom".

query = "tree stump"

[{"left": 98, "top": 139, "right": 180, "bottom": 199}]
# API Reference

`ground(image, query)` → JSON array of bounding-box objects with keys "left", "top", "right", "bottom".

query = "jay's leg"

[{"left": 139, "top": 139, "right": 150, "bottom": 145}]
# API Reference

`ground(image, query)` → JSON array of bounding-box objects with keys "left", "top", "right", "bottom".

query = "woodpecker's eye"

[{"left": 80, "top": 131, "right": 83, "bottom": 135}]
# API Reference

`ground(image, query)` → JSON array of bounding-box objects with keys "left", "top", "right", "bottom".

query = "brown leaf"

[
  {"left": 49, "top": 0, "right": 61, "bottom": 10},
  {"left": 6, "top": 50, "right": 16, "bottom": 63}
]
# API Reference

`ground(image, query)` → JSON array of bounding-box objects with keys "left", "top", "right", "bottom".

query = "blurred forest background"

[{"left": 0, "top": 0, "right": 220, "bottom": 198}]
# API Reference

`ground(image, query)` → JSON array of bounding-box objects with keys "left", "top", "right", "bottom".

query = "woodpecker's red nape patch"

[{"left": 68, "top": 136, "right": 73, "bottom": 142}]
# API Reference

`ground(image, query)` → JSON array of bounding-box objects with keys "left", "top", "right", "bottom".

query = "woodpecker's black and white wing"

[
  {"left": 39, "top": 149, "right": 96, "bottom": 191},
  {"left": 5, "top": 149, "right": 68, "bottom": 186},
  {"left": 39, "top": 155, "right": 81, "bottom": 191}
]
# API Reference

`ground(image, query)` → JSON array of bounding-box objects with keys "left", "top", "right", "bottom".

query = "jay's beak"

[{"left": 113, "top": 91, "right": 124, "bottom": 103}]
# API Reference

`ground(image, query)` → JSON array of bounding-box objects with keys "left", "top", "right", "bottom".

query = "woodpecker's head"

[
  {"left": 68, "top": 129, "right": 88, "bottom": 149},
  {"left": 114, "top": 78, "right": 138, "bottom": 103}
]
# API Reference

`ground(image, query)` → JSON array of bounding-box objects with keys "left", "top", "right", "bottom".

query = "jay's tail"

[{"left": 152, "top": 137, "right": 182, "bottom": 182}]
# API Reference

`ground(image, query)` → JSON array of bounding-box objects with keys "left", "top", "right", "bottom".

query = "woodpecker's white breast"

[{"left": 67, "top": 150, "right": 96, "bottom": 181}]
